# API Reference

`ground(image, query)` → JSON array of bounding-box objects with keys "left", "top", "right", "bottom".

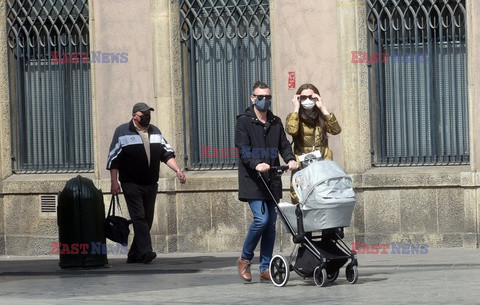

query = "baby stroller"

[{"left": 259, "top": 154, "right": 358, "bottom": 287}]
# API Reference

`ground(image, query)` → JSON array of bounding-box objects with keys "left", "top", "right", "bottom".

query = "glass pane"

[
  {"left": 7, "top": 0, "right": 92, "bottom": 173},
  {"left": 180, "top": 0, "right": 271, "bottom": 170},
  {"left": 367, "top": 0, "right": 469, "bottom": 166}
]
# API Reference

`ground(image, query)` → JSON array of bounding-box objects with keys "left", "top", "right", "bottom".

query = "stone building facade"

[{"left": 0, "top": 0, "right": 478, "bottom": 255}]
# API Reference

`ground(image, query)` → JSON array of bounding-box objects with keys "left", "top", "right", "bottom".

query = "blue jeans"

[{"left": 241, "top": 200, "right": 277, "bottom": 273}]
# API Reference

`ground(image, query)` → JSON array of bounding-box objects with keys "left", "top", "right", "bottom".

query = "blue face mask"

[{"left": 254, "top": 98, "right": 271, "bottom": 112}]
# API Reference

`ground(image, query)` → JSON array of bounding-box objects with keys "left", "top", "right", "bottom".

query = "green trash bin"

[{"left": 57, "top": 175, "right": 108, "bottom": 268}]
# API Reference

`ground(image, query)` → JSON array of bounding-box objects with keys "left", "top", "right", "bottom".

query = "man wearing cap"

[{"left": 107, "top": 102, "right": 186, "bottom": 264}]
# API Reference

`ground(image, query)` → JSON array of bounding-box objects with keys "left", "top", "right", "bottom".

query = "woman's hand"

[
  {"left": 291, "top": 95, "right": 300, "bottom": 112},
  {"left": 312, "top": 93, "right": 323, "bottom": 109},
  {"left": 313, "top": 93, "right": 330, "bottom": 115},
  {"left": 288, "top": 160, "right": 299, "bottom": 171}
]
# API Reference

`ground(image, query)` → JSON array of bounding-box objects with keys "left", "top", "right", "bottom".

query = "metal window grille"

[
  {"left": 179, "top": 0, "right": 271, "bottom": 170},
  {"left": 6, "top": 0, "right": 92, "bottom": 173},
  {"left": 366, "top": 0, "right": 469, "bottom": 166}
]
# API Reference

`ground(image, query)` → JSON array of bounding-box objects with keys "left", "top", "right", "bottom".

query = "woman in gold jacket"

[{"left": 285, "top": 83, "right": 342, "bottom": 204}]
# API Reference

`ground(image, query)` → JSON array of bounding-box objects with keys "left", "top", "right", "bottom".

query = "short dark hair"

[{"left": 251, "top": 81, "right": 270, "bottom": 94}]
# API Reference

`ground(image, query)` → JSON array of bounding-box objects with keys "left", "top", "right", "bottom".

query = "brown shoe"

[
  {"left": 260, "top": 269, "right": 271, "bottom": 282},
  {"left": 236, "top": 257, "right": 252, "bottom": 282}
]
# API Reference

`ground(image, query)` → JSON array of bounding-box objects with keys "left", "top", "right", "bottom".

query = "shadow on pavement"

[{"left": 0, "top": 255, "right": 238, "bottom": 276}]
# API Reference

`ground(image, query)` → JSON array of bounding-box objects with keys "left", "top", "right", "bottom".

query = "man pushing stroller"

[{"left": 235, "top": 81, "right": 298, "bottom": 282}]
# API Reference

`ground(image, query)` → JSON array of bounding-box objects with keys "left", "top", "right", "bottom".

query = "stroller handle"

[
  {"left": 256, "top": 164, "right": 289, "bottom": 200},
  {"left": 256, "top": 165, "right": 289, "bottom": 177},
  {"left": 271, "top": 165, "right": 289, "bottom": 175}
]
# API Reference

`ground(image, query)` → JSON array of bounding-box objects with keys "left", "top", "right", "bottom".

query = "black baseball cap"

[{"left": 132, "top": 102, "right": 154, "bottom": 114}]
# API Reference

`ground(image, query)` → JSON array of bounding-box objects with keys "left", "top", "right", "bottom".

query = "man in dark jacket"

[
  {"left": 235, "top": 81, "right": 298, "bottom": 282},
  {"left": 107, "top": 102, "right": 186, "bottom": 264}
]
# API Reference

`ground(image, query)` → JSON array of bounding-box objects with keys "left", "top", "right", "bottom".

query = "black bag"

[{"left": 104, "top": 195, "right": 132, "bottom": 245}]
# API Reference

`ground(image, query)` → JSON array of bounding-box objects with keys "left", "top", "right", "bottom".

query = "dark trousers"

[{"left": 121, "top": 182, "right": 158, "bottom": 259}]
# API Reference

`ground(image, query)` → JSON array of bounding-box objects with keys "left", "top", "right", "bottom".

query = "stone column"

[
  {"left": 466, "top": 0, "right": 480, "bottom": 247},
  {"left": 90, "top": 0, "right": 155, "bottom": 182},
  {"left": 467, "top": 1, "right": 480, "bottom": 171},
  {"left": 151, "top": 0, "right": 182, "bottom": 252},
  {"left": 270, "top": 0, "right": 343, "bottom": 164},
  {"left": 336, "top": 0, "right": 371, "bottom": 174},
  {"left": 151, "top": 0, "right": 185, "bottom": 173},
  {"left": 0, "top": 0, "right": 12, "bottom": 180},
  {"left": 0, "top": 0, "right": 9, "bottom": 255}
]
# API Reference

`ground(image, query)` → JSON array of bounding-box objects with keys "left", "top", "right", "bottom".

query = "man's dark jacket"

[
  {"left": 235, "top": 106, "right": 296, "bottom": 202},
  {"left": 107, "top": 120, "right": 175, "bottom": 185}
]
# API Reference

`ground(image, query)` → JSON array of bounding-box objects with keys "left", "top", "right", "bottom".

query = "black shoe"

[
  {"left": 126, "top": 256, "right": 141, "bottom": 264},
  {"left": 142, "top": 252, "right": 157, "bottom": 264}
]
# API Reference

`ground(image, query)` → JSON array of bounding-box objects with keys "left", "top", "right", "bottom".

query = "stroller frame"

[{"left": 259, "top": 166, "right": 358, "bottom": 287}]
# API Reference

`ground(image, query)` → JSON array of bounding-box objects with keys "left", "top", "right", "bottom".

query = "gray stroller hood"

[{"left": 289, "top": 160, "right": 356, "bottom": 231}]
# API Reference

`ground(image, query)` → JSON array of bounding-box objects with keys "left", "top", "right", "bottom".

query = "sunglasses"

[
  {"left": 299, "top": 95, "right": 318, "bottom": 102},
  {"left": 253, "top": 95, "right": 272, "bottom": 101}
]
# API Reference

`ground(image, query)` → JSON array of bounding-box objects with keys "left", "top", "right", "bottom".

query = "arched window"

[
  {"left": 179, "top": 0, "right": 271, "bottom": 170},
  {"left": 7, "top": 0, "right": 92, "bottom": 173},
  {"left": 367, "top": 0, "right": 469, "bottom": 165}
]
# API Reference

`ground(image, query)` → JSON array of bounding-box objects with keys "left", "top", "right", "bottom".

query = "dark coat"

[{"left": 235, "top": 106, "right": 296, "bottom": 202}]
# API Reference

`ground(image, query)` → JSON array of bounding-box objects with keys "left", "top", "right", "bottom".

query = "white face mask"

[{"left": 301, "top": 98, "right": 316, "bottom": 110}]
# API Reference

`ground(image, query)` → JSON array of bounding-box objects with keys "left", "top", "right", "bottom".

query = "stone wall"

[
  {"left": 0, "top": 174, "right": 298, "bottom": 255},
  {"left": 0, "top": 0, "right": 8, "bottom": 255},
  {"left": 1, "top": 170, "right": 478, "bottom": 255},
  {"left": 352, "top": 168, "right": 479, "bottom": 248}
]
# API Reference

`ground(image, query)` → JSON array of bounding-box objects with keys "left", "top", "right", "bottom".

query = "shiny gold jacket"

[{"left": 285, "top": 110, "right": 341, "bottom": 160}]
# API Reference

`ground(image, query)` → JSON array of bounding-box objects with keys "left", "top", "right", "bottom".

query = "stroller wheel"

[
  {"left": 345, "top": 265, "right": 358, "bottom": 284},
  {"left": 269, "top": 255, "right": 290, "bottom": 287},
  {"left": 313, "top": 267, "right": 328, "bottom": 287},
  {"left": 327, "top": 269, "right": 339, "bottom": 282}
]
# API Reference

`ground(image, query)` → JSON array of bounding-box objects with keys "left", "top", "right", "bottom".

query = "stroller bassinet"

[{"left": 279, "top": 160, "right": 356, "bottom": 232}]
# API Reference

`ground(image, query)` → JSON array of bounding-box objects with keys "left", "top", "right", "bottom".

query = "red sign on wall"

[{"left": 288, "top": 72, "right": 295, "bottom": 89}]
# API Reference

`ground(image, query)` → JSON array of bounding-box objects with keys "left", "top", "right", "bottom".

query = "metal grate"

[
  {"left": 40, "top": 194, "right": 57, "bottom": 213},
  {"left": 179, "top": 0, "right": 271, "bottom": 170},
  {"left": 6, "top": 0, "right": 93, "bottom": 173},
  {"left": 366, "top": 0, "right": 469, "bottom": 166}
]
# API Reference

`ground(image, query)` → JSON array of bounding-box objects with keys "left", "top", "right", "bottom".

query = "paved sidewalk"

[{"left": 0, "top": 247, "right": 478, "bottom": 276}]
